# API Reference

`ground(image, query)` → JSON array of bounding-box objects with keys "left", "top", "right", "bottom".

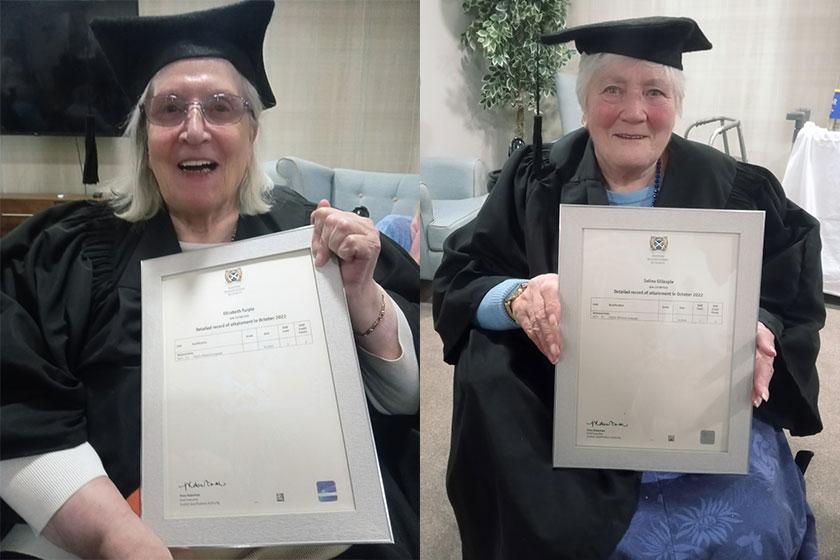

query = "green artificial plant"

[{"left": 462, "top": 0, "right": 573, "bottom": 141}]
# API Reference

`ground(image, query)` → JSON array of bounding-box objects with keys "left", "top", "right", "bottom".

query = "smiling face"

[
  {"left": 146, "top": 58, "right": 255, "bottom": 221},
  {"left": 583, "top": 55, "right": 677, "bottom": 182}
]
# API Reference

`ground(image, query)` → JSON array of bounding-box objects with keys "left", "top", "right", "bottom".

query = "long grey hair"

[{"left": 110, "top": 63, "right": 273, "bottom": 222}]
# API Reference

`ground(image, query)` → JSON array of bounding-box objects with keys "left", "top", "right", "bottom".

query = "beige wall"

[
  {"left": 0, "top": 0, "right": 419, "bottom": 195},
  {"left": 421, "top": 1, "right": 509, "bottom": 174},
  {"left": 4, "top": 1, "right": 836, "bottom": 194},
  {"left": 421, "top": 0, "right": 840, "bottom": 178}
]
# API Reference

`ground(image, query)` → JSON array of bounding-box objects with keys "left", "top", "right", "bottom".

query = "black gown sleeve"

[
  {"left": 432, "top": 148, "right": 641, "bottom": 560},
  {"left": 728, "top": 163, "right": 825, "bottom": 436},
  {"left": 1, "top": 202, "right": 116, "bottom": 459},
  {"left": 432, "top": 147, "right": 534, "bottom": 363}
]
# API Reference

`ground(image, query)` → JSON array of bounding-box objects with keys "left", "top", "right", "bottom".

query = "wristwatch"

[{"left": 503, "top": 281, "right": 529, "bottom": 323}]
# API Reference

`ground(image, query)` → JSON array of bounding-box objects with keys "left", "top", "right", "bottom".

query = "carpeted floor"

[{"left": 419, "top": 292, "right": 840, "bottom": 559}]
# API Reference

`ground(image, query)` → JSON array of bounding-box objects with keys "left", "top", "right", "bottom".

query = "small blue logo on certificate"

[{"left": 316, "top": 480, "right": 338, "bottom": 502}]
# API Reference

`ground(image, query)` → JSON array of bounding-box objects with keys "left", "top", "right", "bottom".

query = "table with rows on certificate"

[
  {"left": 174, "top": 320, "right": 313, "bottom": 361},
  {"left": 589, "top": 298, "right": 723, "bottom": 324}
]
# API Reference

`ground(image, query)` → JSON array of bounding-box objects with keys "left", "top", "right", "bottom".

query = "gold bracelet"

[{"left": 355, "top": 291, "right": 386, "bottom": 337}]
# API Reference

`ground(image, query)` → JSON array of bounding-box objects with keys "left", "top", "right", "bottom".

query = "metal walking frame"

[{"left": 685, "top": 116, "right": 748, "bottom": 162}]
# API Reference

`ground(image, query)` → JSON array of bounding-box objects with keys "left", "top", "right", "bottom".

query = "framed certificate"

[
  {"left": 141, "top": 226, "right": 391, "bottom": 547},
  {"left": 553, "top": 205, "right": 765, "bottom": 474}
]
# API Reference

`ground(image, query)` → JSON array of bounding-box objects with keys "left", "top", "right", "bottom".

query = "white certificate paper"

[
  {"left": 142, "top": 226, "right": 391, "bottom": 547},
  {"left": 577, "top": 229, "right": 736, "bottom": 451},
  {"left": 162, "top": 250, "right": 353, "bottom": 519},
  {"left": 554, "top": 206, "right": 764, "bottom": 474}
]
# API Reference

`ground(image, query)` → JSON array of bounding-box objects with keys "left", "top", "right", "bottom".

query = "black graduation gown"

[
  {"left": 432, "top": 129, "right": 824, "bottom": 559},
  {"left": 1, "top": 186, "right": 419, "bottom": 559}
]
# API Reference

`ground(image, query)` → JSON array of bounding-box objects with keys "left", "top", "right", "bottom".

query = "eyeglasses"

[{"left": 143, "top": 93, "right": 252, "bottom": 127}]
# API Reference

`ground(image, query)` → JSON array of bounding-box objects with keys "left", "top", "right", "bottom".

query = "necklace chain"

[{"left": 651, "top": 159, "right": 662, "bottom": 206}]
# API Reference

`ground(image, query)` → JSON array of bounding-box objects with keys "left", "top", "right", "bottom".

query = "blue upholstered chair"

[
  {"left": 419, "top": 157, "right": 489, "bottom": 280},
  {"left": 264, "top": 157, "right": 419, "bottom": 225}
]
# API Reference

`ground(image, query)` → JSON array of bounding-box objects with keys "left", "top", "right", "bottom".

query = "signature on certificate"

[
  {"left": 178, "top": 479, "right": 228, "bottom": 492},
  {"left": 586, "top": 419, "right": 629, "bottom": 428}
]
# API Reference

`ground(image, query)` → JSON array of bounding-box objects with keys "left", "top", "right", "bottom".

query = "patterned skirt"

[{"left": 610, "top": 416, "right": 817, "bottom": 559}]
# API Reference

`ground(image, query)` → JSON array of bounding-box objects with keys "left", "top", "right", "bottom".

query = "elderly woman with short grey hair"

[
  {"left": 575, "top": 52, "right": 687, "bottom": 117},
  {"left": 435, "top": 16, "right": 823, "bottom": 559},
  {"left": 0, "top": 2, "right": 419, "bottom": 559}
]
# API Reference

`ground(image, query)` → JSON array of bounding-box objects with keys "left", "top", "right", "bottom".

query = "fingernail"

[
  {"left": 550, "top": 344, "right": 559, "bottom": 356},
  {"left": 549, "top": 314, "right": 558, "bottom": 326},
  {"left": 761, "top": 390, "right": 769, "bottom": 402},
  {"left": 753, "top": 397, "right": 762, "bottom": 407}
]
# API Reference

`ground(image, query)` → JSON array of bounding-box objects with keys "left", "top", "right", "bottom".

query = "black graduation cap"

[
  {"left": 542, "top": 16, "right": 712, "bottom": 70},
  {"left": 89, "top": 0, "right": 276, "bottom": 108}
]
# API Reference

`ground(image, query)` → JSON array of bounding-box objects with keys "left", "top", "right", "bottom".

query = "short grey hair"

[
  {"left": 576, "top": 53, "right": 686, "bottom": 117},
  {"left": 110, "top": 63, "right": 273, "bottom": 222}
]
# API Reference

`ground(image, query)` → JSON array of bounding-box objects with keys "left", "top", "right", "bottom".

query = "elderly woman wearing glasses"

[
  {"left": 0, "top": 2, "right": 418, "bottom": 559},
  {"left": 434, "top": 17, "right": 823, "bottom": 560}
]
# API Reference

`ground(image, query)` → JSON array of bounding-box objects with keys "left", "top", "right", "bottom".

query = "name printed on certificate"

[
  {"left": 576, "top": 229, "right": 739, "bottom": 452},
  {"left": 161, "top": 249, "right": 354, "bottom": 520}
]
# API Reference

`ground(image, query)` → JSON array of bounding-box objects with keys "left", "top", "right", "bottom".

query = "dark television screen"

[{"left": 1, "top": 0, "right": 138, "bottom": 137}]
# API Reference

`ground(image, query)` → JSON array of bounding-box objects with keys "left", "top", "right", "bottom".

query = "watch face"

[{"left": 505, "top": 283, "right": 527, "bottom": 320}]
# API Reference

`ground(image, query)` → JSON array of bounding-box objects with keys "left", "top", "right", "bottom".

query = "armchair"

[
  {"left": 419, "top": 157, "right": 489, "bottom": 280},
  {"left": 265, "top": 157, "right": 419, "bottom": 225}
]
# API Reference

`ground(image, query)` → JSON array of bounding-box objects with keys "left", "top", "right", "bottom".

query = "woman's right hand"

[{"left": 508, "top": 273, "right": 563, "bottom": 364}]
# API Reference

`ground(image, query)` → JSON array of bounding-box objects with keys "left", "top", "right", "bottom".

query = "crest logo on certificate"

[
  {"left": 649, "top": 235, "right": 668, "bottom": 251},
  {"left": 224, "top": 267, "right": 243, "bottom": 283}
]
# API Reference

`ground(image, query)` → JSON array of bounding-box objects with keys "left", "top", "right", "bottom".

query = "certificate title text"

[
  {"left": 612, "top": 278, "right": 703, "bottom": 298},
  {"left": 194, "top": 307, "right": 287, "bottom": 333}
]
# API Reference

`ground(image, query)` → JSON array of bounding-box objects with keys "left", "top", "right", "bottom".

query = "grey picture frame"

[
  {"left": 141, "top": 225, "right": 392, "bottom": 547},
  {"left": 554, "top": 205, "right": 765, "bottom": 474}
]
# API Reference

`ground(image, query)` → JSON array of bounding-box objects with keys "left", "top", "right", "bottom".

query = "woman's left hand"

[
  {"left": 753, "top": 322, "right": 776, "bottom": 407},
  {"left": 310, "top": 200, "right": 399, "bottom": 359},
  {"left": 310, "top": 199, "right": 380, "bottom": 293}
]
